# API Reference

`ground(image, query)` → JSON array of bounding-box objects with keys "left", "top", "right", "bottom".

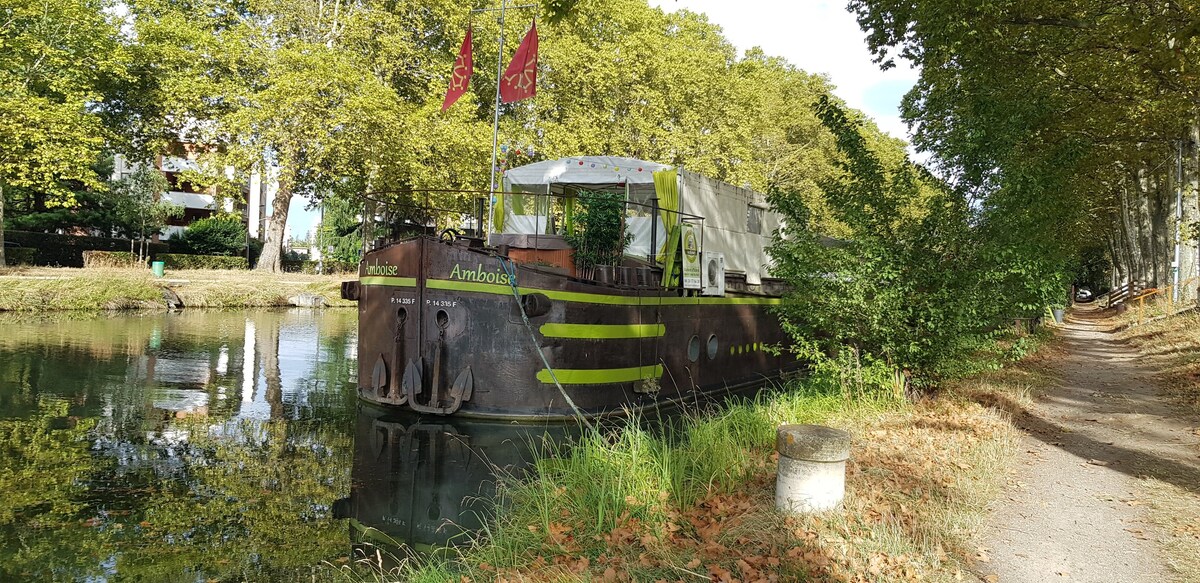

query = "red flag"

[
  {"left": 500, "top": 22, "right": 538, "bottom": 103},
  {"left": 442, "top": 26, "right": 473, "bottom": 111}
]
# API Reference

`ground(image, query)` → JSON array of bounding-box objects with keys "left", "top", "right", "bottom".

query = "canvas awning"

[{"left": 502, "top": 156, "right": 671, "bottom": 193}]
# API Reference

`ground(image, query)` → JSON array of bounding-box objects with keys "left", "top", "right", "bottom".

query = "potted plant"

[{"left": 565, "top": 191, "right": 631, "bottom": 281}]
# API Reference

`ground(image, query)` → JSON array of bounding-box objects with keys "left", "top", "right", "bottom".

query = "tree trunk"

[
  {"left": 0, "top": 183, "right": 7, "bottom": 269},
  {"left": 1134, "top": 166, "right": 1155, "bottom": 285},
  {"left": 256, "top": 317, "right": 283, "bottom": 419},
  {"left": 1184, "top": 119, "right": 1200, "bottom": 303},
  {"left": 1150, "top": 167, "right": 1168, "bottom": 287},
  {"left": 361, "top": 197, "right": 376, "bottom": 258},
  {"left": 255, "top": 180, "right": 293, "bottom": 273},
  {"left": 1119, "top": 178, "right": 1140, "bottom": 284}
]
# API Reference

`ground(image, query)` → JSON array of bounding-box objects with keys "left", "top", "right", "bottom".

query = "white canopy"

[{"left": 503, "top": 156, "right": 671, "bottom": 192}]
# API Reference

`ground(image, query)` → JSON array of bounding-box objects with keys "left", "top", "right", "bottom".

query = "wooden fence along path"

[{"left": 1102, "top": 277, "right": 1200, "bottom": 325}]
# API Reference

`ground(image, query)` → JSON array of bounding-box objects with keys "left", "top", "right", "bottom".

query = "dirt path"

[{"left": 977, "top": 304, "right": 1200, "bottom": 583}]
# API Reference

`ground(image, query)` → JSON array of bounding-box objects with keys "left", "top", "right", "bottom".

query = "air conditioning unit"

[{"left": 702, "top": 252, "right": 725, "bottom": 296}]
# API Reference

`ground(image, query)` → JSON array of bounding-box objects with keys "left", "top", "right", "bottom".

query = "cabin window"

[{"left": 746, "top": 205, "right": 764, "bottom": 235}]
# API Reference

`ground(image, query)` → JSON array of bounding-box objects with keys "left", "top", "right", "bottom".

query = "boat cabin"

[{"left": 492, "top": 156, "right": 782, "bottom": 293}]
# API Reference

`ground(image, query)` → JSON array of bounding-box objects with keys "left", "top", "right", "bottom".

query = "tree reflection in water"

[{"left": 0, "top": 310, "right": 358, "bottom": 581}]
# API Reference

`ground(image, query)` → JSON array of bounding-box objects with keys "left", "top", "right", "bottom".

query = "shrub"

[
  {"left": 82, "top": 251, "right": 144, "bottom": 268},
  {"left": 5, "top": 230, "right": 169, "bottom": 267},
  {"left": 174, "top": 215, "right": 248, "bottom": 256},
  {"left": 158, "top": 253, "right": 248, "bottom": 270},
  {"left": 5, "top": 248, "right": 36, "bottom": 265},
  {"left": 281, "top": 259, "right": 358, "bottom": 274}
]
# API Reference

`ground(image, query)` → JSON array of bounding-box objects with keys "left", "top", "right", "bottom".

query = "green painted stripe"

[
  {"left": 539, "top": 323, "right": 666, "bottom": 339},
  {"left": 536, "top": 364, "right": 664, "bottom": 385},
  {"left": 360, "top": 276, "right": 418, "bottom": 287},
  {"left": 425, "top": 279, "right": 511, "bottom": 295},
  {"left": 425, "top": 277, "right": 780, "bottom": 306}
]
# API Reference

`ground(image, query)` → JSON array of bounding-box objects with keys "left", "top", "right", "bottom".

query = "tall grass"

[
  {"left": 356, "top": 372, "right": 907, "bottom": 582},
  {"left": 338, "top": 332, "right": 1053, "bottom": 582}
]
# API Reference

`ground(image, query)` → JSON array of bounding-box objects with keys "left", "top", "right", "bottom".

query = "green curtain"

[
  {"left": 491, "top": 191, "right": 505, "bottom": 233},
  {"left": 653, "top": 169, "right": 680, "bottom": 286},
  {"left": 563, "top": 195, "right": 576, "bottom": 234}
]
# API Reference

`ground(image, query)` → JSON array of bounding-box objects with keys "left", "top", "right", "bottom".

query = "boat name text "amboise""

[
  {"left": 364, "top": 262, "right": 399, "bottom": 276},
  {"left": 450, "top": 263, "right": 512, "bottom": 285}
]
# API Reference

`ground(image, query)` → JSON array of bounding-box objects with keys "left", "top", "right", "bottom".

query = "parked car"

[{"left": 1075, "top": 287, "right": 1094, "bottom": 302}]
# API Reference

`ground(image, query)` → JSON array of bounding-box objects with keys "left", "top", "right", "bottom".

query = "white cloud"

[{"left": 649, "top": 0, "right": 919, "bottom": 142}]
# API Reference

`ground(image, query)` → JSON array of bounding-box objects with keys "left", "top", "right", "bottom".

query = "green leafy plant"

[
  {"left": 111, "top": 166, "right": 182, "bottom": 262},
  {"left": 565, "top": 191, "right": 631, "bottom": 272},
  {"left": 175, "top": 215, "right": 250, "bottom": 256}
]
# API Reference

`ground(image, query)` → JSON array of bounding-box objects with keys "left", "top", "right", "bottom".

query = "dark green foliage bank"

[
  {"left": 5, "top": 231, "right": 169, "bottom": 268},
  {"left": 771, "top": 96, "right": 1061, "bottom": 387}
]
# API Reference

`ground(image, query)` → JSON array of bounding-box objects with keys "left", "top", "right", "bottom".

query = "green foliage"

[
  {"left": 111, "top": 165, "right": 181, "bottom": 260},
  {"left": 316, "top": 197, "right": 365, "bottom": 264},
  {"left": 848, "top": 0, "right": 1200, "bottom": 296},
  {"left": 82, "top": 250, "right": 144, "bottom": 268},
  {"left": 3, "top": 183, "right": 129, "bottom": 235},
  {"left": 158, "top": 253, "right": 248, "bottom": 270},
  {"left": 564, "top": 191, "right": 631, "bottom": 269},
  {"left": 4, "top": 248, "right": 34, "bottom": 265},
  {"left": 772, "top": 96, "right": 983, "bottom": 385},
  {"left": 174, "top": 214, "right": 248, "bottom": 256},
  {"left": 0, "top": 0, "right": 122, "bottom": 196},
  {"left": 4, "top": 230, "right": 169, "bottom": 268}
]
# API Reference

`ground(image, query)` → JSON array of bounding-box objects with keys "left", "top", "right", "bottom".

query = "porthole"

[
  {"left": 707, "top": 334, "right": 719, "bottom": 360},
  {"left": 687, "top": 335, "right": 700, "bottom": 362}
]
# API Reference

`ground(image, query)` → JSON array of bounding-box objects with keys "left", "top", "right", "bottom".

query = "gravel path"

[{"left": 977, "top": 304, "right": 1200, "bottom": 583}]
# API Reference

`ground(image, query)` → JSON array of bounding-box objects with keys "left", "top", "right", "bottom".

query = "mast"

[
  {"left": 487, "top": 0, "right": 507, "bottom": 236},
  {"left": 474, "top": 1, "right": 535, "bottom": 237}
]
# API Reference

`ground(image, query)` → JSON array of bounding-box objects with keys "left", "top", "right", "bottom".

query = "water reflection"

[
  {"left": 0, "top": 310, "right": 358, "bottom": 582},
  {"left": 337, "top": 407, "right": 575, "bottom": 559}
]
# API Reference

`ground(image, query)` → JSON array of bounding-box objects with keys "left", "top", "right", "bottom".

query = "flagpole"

[{"left": 486, "top": 0, "right": 508, "bottom": 237}]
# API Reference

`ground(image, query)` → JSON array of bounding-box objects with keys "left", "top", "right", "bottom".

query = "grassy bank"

[
  {"left": 0, "top": 266, "right": 354, "bottom": 311},
  {"left": 1115, "top": 307, "right": 1200, "bottom": 579},
  {"left": 1118, "top": 306, "right": 1200, "bottom": 412},
  {"left": 333, "top": 333, "right": 1055, "bottom": 583}
]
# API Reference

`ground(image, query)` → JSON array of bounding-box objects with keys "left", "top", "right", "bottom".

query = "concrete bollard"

[{"left": 775, "top": 424, "right": 852, "bottom": 513}]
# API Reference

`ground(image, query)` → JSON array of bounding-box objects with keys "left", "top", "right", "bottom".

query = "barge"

[{"left": 343, "top": 156, "right": 800, "bottom": 419}]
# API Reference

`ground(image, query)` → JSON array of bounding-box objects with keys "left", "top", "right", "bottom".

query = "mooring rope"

[{"left": 498, "top": 257, "right": 595, "bottom": 430}]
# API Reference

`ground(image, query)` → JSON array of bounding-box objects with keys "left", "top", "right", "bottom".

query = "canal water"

[{"left": 0, "top": 310, "right": 561, "bottom": 582}]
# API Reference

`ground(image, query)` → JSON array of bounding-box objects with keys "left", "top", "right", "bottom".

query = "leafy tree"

[
  {"left": 848, "top": 0, "right": 1200, "bottom": 297},
  {"left": 772, "top": 96, "right": 978, "bottom": 385},
  {"left": 111, "top": 165, "right": 181, "bottom": 261},
  {"left": 0, "top": 0, "right": 126, "bottom": 266},
  {"left": 315, "top": 198, "right": 365, "bottom": 265}
]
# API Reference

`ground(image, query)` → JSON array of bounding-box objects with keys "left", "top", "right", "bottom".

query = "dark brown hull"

[{"left": 352, "top": 237, "right": 799, "bottom": 419}]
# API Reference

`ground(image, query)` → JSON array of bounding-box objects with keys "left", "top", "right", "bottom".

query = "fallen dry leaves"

[{"left": 478, "top": 396, "right": 1016, "bottom": 583}]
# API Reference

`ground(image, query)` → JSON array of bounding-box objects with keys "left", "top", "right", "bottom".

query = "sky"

[
  {"left": 286, "top": 1, "right": 918, "bottom": 240},
  {"left": 648, "top": 0, "right": 918, "bottom": 140}
]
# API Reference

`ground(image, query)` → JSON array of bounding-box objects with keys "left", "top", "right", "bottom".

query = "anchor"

[
  {"left": 366, "top": 308, "right": 409, "bottom": 405},
  {"left": 404, "top": 334, "right": 473, "bottom": 415}
]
